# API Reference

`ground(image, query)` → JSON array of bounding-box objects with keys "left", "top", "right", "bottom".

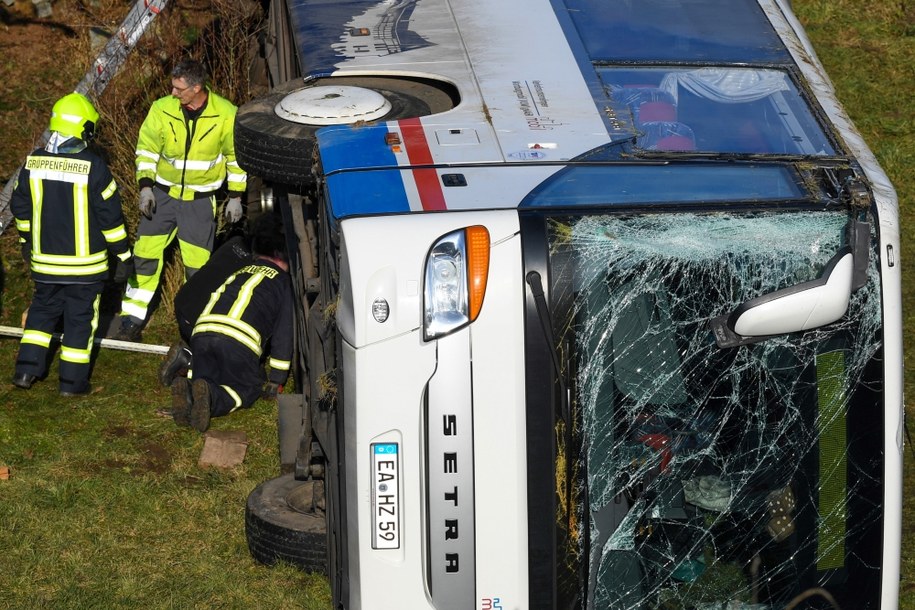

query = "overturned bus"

[{"left": 235, "top": 0, "right": 903, "bottom": 608}]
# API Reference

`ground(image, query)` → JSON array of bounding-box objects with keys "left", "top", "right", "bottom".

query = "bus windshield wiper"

[
  {"left": 632, "top": 150, "right": 850, "bottom": 164},
  {"left": 526, "top": 271, "right": 570, "bottom": 429}
]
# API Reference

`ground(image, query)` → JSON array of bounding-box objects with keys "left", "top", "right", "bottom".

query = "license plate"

[{"left": 371, "top": 443, "right": 400, "bottom": 549}]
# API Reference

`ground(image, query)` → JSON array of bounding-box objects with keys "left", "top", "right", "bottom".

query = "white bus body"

[{"left": 236, "top": 0, "right": 903, "bottom": 608}]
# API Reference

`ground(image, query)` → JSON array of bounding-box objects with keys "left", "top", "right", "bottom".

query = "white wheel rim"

[{"left": 275, "top": 85, "right": 393, "bottom": 125}]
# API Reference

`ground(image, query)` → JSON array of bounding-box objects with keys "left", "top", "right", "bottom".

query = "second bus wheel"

[
  {"left": 234, "top": 75, "right": 458, "bottom": 186},
  {"left": 245, "top": 473, "right": 327, "bottom": 573}
]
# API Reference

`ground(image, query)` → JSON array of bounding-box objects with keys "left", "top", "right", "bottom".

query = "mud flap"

[{"left": 278, "top": 392, "right": 308, "bottom": 471}]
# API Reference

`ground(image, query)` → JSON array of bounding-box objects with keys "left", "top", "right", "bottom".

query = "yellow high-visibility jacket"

[{"left": 135, "top": 89, "right": 247, "bottom": 200}]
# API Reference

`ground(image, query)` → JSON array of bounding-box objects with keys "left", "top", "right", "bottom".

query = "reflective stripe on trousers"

[
  {"left": 16, "top": 281, "right": 103, "bottom": 393},
  {"left": 121, "top": 189, "right": 215, "bottom": 321}
]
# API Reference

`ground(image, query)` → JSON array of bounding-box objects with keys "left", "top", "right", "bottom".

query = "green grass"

[
  {"left": 0, "top": 230, "right": 332, "bottom": 608},
  {"left": 0, "top": 0, "right": 913, "bottom": 607}
]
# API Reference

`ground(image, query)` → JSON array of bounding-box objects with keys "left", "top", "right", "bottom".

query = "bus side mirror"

[{"left": 711, "top": 246, "right": 855, "bottom": 348}]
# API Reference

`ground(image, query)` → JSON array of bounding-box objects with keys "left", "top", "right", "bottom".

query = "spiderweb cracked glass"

[{"left": 548, "top": 211, "right": 883, "bottom": 609}]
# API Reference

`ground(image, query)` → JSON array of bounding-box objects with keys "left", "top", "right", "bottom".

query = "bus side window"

[{"left": 610, "top": 85, "right": 677, "bottom": 123}]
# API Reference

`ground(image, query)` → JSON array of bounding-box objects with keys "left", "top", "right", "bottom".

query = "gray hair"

[{"left": 171, "top": 60, "right": 209, "bottom": 88}]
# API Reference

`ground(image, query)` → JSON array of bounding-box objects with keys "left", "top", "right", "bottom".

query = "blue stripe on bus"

[
  {"left": 319, "top": 124, "right": 411, "bottom": 218},
  {"left": 325, "top": 170, "right": 411, "bottom": 219},
  {"left": 318, "top": 123, "right": 400, "bottom": 174}
]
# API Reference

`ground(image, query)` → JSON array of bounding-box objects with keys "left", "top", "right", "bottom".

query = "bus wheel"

[
  {"left": 235, "top": 76, "right": 457, "bottom": 186},
  {"left": 245, "top": 473, "right": 327, "bottom": 573}
]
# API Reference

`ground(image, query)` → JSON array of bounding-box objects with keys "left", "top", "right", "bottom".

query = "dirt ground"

[
  {"left": 0, "top": 0, "right": 108, "bottom": 181},
  {"left": 0, "top": 0, "right": 226, "bottom": 184}
]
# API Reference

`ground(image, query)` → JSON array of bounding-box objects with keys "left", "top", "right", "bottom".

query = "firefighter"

[
  {"left": 10, "top": 92, "right": 133, "bottom": 396},
  {"left": 170, "top": 213, "right": 292, "bottom": 432},
  {"left": 156, "top": 227, "right": 254, "bottom": 388},
  {"left": 112, "top": 59, "right": 247, "bottom": 342}
]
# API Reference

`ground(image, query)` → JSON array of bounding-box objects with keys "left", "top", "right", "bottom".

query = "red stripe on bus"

[{"left": 399, "top": 118, "right": 446, "bottom": 211}]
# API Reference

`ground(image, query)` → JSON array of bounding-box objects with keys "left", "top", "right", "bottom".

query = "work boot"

[
  {"left": 11, "top": 372, "right": 37, "bottom": 389},
  {"left": 171, "top": 377, "right": 192, "bottom": 427},
  {"left": 112, "top": 316, "right": 143, "bottom": 342},
  {"left": 189, "top": 379, "right": 212, "bottom": 433},
  {"left": 60, "top": 383, "right": 92, "bottom": 397},
  {"left": 159, "top": 342, "right": 192, "bottom": 387}
]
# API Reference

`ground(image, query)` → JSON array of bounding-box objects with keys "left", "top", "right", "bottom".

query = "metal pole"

[
  {"left": 0, "top": 0, "right": 174, "bottom": 352},
  {"left": 0, "top": 325, "right": 169, "bottom": 355},
  {"left": 0, "top": 0, "right": 170, "bottom": 232}
]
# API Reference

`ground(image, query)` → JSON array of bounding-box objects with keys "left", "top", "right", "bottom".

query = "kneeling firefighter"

[{"left": 170, "top": 213, "right": 292, "bottom": 431}]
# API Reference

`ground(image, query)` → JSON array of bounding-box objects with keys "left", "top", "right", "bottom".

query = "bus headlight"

[{"left": 423, "top": 226, "right": 490, "bottom": 341}]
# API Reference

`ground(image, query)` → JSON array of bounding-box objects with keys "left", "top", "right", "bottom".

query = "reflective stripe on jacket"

[
  {"left": 191, "top": 258, "right": 293, "bottom": 385},
  {"left": 11, "top": 147, "right": 130, "bottom": 282},
  {"left": 135, "top": 90, "right": 247, "bottom": 201}
]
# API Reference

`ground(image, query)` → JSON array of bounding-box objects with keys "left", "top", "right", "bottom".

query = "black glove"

[
  {"left": 20, "top": 242, "right": 30, "bottom": 265},
  {"left": 262, "top": 381, "right": 282, "bottom": 400},
  {"left": 113, "top": 256, "right": 135, "bottom": 283}
]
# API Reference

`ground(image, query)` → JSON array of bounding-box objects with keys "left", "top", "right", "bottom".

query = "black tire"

[
  {"left": 235, "top": 76, "right": 457, "bottom": 186},
  {"left": 245, "top": 473, "right": 327, "bottom": 573}
]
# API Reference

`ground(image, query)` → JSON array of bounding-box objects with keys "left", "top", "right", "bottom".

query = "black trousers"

[
  {"left": 176, "top": 308, "right": 194, "bottom": 344},
  {"left": 190, "top": 333, "right": 265, "bottom": 417},
  {"left": 16, "top": 281, "right": 103, "bottom": 393}
]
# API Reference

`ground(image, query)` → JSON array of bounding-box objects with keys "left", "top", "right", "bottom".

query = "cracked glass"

[{"left": 548, "top": 210, "right": 884, "bottom": 609}]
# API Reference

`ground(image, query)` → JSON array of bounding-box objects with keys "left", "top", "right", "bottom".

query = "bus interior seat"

[
  {"left": 654, "top": 135, "right": 697, "bottom": 151},
  {"left": 637, "top": 101, "right": 677, "bottom": 123},
  {"left": 638, "top": 121, "right": 697, "bottom": 151},
  {"left": 611, "top": 86, "right": 677, "bottom": 117}
]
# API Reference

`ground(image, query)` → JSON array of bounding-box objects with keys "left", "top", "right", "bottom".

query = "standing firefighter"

[
  {"left": 11, "top": 92, "right": 133, "bottom": 396},
  {"left": 113, "top": 59, "right": 247, "bottom": 342},
  {"left": 170, "top": 213, "right": 292, "bottom": 432}
]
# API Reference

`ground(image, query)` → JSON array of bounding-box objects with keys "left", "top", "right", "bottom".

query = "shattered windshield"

[
  {"left": 548, "top": 211, "right": 884, "bottom": 609},
  {"left": 598, "top": 67, "right": 837, "bottom": 155}
]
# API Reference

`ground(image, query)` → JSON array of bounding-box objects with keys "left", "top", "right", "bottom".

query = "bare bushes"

[{"left": 0, "top": 1, "right": 98, "bottom": 180}]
